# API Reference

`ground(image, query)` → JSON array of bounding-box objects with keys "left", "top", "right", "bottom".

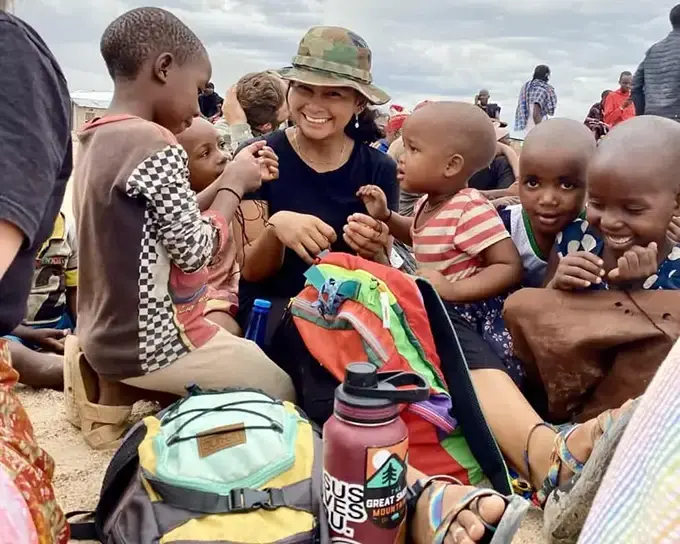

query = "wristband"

[
  {"left": 383, "top": 209, "right": 393, "bottom": 223},
  {"left": 217, "top": 187, "right": 243, "bottom": 202}
]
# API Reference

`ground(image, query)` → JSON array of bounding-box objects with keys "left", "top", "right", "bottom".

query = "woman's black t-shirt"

[{"left": 239, "top": 130, "right": 399, "bottom": 317}]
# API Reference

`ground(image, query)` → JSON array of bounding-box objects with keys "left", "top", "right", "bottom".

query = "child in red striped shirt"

[{"left": 359, "top": 101, "right": 524, "bottom": 381}]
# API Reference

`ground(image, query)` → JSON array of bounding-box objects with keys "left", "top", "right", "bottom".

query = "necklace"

[
  {"left": 292, "top": 128, "right": 347, "bottom": 169},
  {"left": 423, "top": 195, "right": 452, "bottom": 212}
]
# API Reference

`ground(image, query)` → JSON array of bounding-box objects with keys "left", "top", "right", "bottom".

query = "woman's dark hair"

[
  {"left": 344, "top": 106, "right": 383, "bottom": 144},
  {"left": 532, "top": 65, "right": 551, "bottom": 82}
]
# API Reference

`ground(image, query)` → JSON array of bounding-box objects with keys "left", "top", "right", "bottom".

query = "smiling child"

[{"left": 550, "top": 115, "right": 680, "bottom": 291}]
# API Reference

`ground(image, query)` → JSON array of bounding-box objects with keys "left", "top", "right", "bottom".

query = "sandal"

[
  {"left": 63, "top": 335, "right": 132, "bottom": 450},
  {"left": 431, "top": 481, "right": 529, "bottom": 544},
  {"left": 523, "top": 400, "right": 639, "bottom": 542}
]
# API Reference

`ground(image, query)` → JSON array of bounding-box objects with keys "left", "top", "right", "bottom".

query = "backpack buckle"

[{"left": 229, "top": 488, "right": 286, "bottom": 512}]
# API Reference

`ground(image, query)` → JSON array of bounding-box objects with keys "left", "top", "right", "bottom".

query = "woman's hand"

[
  {"left": 269, "top": 211, "right": 337, "bottom": 264},
  {"left": 343, "top": 213, "right": 390, "bottom": 263}
]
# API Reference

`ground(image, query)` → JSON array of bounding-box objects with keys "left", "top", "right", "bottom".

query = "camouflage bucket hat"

[{"left": 275, "top": 26, "right": 390, "bottom": 105}]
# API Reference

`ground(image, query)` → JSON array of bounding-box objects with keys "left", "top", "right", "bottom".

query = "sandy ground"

[{"left": 17, "top": 386, "right": 545, "bottom": 544}]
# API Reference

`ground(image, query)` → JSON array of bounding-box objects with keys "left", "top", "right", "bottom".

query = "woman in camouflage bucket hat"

[
  {"left": 238, "top": 25, "right": 399, "bottom": 312},
  {"left": 275, "top": 26, "right": 390, "bottom": 105},
  {"left": 235, "top": 26, "right": 528, "bottom": 544}
]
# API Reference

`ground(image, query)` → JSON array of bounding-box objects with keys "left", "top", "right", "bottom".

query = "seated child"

[
  {"left": 215, "top": 72, "right": 287, "bottom": 157},
  {"left": 549, "top": 115, "right": 680, "bottom": 292},
  {"left": 5, "top": 211, "right": 77, "bottom": 388},
  {"left": 498, "top": 119, "right": 595, "bottom": 287},
  {"left": 177, "top": 117, "right": 241, "bottom": 335},
  {"left": 72, "top": 7, "right": 295, "bottom": 404},
  {"left": 359, "top": 101, "right": 523, "bottom": 378}
]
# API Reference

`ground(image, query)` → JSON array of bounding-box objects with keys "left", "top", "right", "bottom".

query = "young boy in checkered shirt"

[{"left": 71, "top": 7, "right": 295, "bottom": 403}]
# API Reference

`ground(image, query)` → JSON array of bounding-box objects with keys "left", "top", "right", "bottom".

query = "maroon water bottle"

[{"left": 323, "top": 363, "right": 429, "bottom": 544}]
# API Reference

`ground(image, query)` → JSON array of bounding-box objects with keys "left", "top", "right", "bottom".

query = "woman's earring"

[{"left": 354, "top": 113, "right": 360, "bottom": 129}]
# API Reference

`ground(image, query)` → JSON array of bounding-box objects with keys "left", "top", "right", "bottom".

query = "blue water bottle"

[{"left": 245, "top": 299, "right": 271, "bottom": 347}]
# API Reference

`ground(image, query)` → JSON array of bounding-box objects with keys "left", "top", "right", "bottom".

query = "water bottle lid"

[
  {"left": 345, "top": 362, "right": 379, "bottom": 389},
  {"left": 253, "top": 299, "right": 272, "bottom": 310}
]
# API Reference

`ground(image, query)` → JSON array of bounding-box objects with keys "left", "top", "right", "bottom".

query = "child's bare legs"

[
  {"left": 8, "top": 341, "right": 63, "bottom": 390},
  {"left": 471, "top": 369, "right": 613, "bottom": 490},
  {"left": 206, "top": 311, "right": 242, "bottom": 336}
]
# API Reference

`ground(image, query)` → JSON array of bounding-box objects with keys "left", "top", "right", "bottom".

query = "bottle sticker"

[
  {"left": 364, "top": 439, "right": 408, "bottom": 530},
  {"left": 323, "top": 471, "right": 367, "bottom": 539}
]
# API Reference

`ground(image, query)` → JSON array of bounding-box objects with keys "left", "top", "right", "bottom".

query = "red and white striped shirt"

[{"left": 411, "top": 188, "right": 509, "bottom": 281}]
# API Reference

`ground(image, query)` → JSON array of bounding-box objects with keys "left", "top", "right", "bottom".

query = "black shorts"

[{"left": 443, "top": 303, "right": 507, "bottom": 373}]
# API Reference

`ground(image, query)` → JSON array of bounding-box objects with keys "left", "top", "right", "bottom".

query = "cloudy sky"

[{"left": 16, "top": 0, "right": 675, "bottom": 126}]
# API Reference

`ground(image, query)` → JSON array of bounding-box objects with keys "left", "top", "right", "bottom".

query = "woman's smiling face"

[{"left": 288, "top": 82, "right": 362, "bottom": 140}]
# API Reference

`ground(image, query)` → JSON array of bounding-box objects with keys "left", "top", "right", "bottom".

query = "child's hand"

[
  {"left": 224, "top": 140, "right": 272, "bottom": 194},
  {"left": 608, "top": 243, "right": 658, "bottom": 284},
  {"left": 416, "top": 268, "right": 452, "bottom": 297},
  {"left": 257, "top": 146, "right": 279, "bottom": 182},
  {"left": 668, "top": 216, "right": 680, "bottom": 244},
  {"left": 24, "top": 328, "right": 68, "bottom": 353},
  {"left": 550, "top": 251, "right": 605, "bottom": 290},
  {"left": 357, "top": 185, "right": 390, "bottom": 221}
]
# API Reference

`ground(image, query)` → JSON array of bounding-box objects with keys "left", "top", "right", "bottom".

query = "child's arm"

[
  {"left": 417, "top": 238, "right": 522, "bottom": 302},
  {"left": 126, "top": 142, "right": 269, "bottom": 274},
  {"left": 357, "top": 185, "right": 413, "bottom": 245},
  {"left": 496, "top": 142, "right": 520, "bottom": 182}
]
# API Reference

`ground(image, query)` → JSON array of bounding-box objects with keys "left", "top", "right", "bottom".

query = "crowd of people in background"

[{"left": 2, "top": 1, "right": 680, "bottom": 543}]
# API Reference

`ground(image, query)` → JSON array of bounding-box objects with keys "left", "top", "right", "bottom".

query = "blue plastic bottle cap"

[{"left": 253, "top": 299, "right": 272, "bottom": 310}]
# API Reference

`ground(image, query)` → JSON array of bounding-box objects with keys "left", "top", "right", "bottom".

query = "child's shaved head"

[
  {"left": 591, "top": 115, "right": 680, "bottom": 193},
  {"left": 586, "top": 115, "right": 680, "bottom": 261},
  {"left": 518, "top": 119, "right": 594, "bottom": 240},
  {"left": 522, "top": 118, "right": 595, "bottom": 166},
  {"left": 407, "top": 101, "right": 497, "bottom": 176}
]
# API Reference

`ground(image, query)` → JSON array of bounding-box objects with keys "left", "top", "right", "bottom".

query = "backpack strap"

[
  {"left": 145, "top": 476, "right": 313, "bottom": 515},
  {"left": 65, "top": 511, "right": 98, "bottom": 541},
  {"left": 67, "top": 422, "right": 148, "bottom": 541}
]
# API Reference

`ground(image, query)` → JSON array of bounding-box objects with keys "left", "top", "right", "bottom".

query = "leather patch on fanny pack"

[{"left": 196, "top": 423, "right": 247, "bottom": 458}]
